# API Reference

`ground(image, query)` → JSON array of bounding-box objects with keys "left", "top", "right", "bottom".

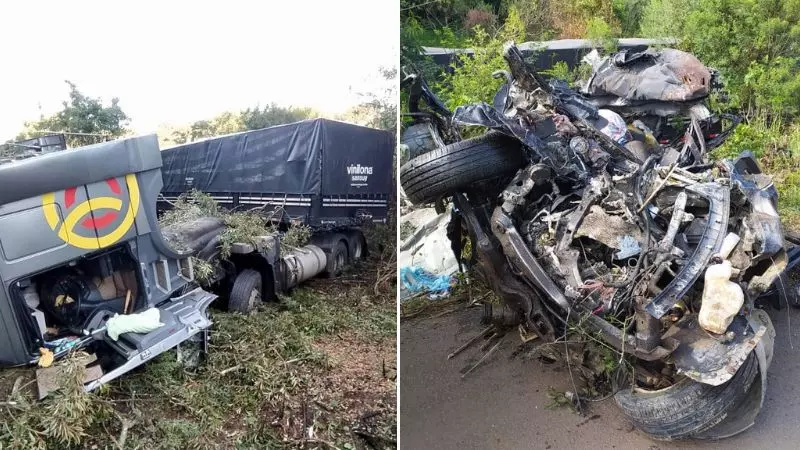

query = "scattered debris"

[
  {"left": 401, "top": 42, "right": 792, "bottom": 440},
  {"left": 399, "top": 267, "right": 453, "bottom": 299}
]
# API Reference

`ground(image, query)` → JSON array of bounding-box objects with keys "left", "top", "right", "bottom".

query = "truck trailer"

[{"left": 158, "top": 118, "right": 394, "bottom": 311}]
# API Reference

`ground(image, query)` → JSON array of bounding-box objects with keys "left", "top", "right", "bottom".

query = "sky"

[{"left": 0, "top": 0, "right": 398, "bottom": 141}]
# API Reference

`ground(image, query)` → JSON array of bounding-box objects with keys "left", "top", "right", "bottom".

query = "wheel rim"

[{"left": 353, "top": 241, "right": 363, "bottom": 259}]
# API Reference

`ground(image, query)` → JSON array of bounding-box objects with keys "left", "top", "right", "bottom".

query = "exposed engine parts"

[{"left": 401, "top": 41, "right": 795, "bottom": 440}]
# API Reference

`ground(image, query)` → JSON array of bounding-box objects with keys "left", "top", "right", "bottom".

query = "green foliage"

[
  {"left": 158, "top": 189, "right": 310, "bottom": 260},
  {"left": 436, "top": 27, "right": 506, "bottom": 111},
  {"left": 0, "top": 354, "right": 114, "bottom": 449},
  {"left": 219, "top": 211, "right": 270, "bottom": 259},
  {"left": 639, "top": 0, "right": 693, "bottom": 38},
  {"left": 540, "top": 61, "right": 574, "bottom": 83},
  {"left": 436, "top": 8, "right": 526, "bottom": 111},
  {"left": 548, "top": 0, "right": 621, "bottom": 38},
  {"left": 680, "top": 0, "right": 800, "bottom": 118},
  {"left": 341, "top": 67, "right": 398, "bottom": 132},
  {"left": 191, "top": 257, "right": 215, "bottom": 286},
  {"left": 158, "top": 189, "right": 221, "bottom": 228},
  {"left": 239, "top": 104, "right": 317, "bottom": 131},
  {"left": 156, "top": 419, "right": 203, "bottom": 450},
  {"left": 281, "top": 224, "right": 312, "bottom": 249},
  {"left": 401, "top": 0, "right": 499, "bottom": 32},
  {"left": 119, "top": 279, "right": 394, "bottom": 447},
  {"left": 18, "top": 81, "right": 129, "bottom": 147},
  {"left": 713, "top": 122, "right": 772, "bottom": 159},
  {"left": 612, "top": 0, "right": 647, "bottom": 36},
  {"left": 586, "top": 16, "right": 619, "bottom": 53},
  {"left": 500, "top": 0, "right": 557, "bottom": 40},
  {"left": 166, "top": 103, "right": 318, "bottom": 146},
  {"left": 710, "top": 119, "right": 800, "bottom": 228},
  {"left": 540, "top": 60, "right": 592, "bottom": 87}
]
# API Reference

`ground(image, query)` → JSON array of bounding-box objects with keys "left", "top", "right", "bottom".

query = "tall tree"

[
  {"left": 240, "top": 104, "right": 317, "bottom": 131},
  {"left": 18, "top": 81, "right": 130, "bottom": 147},
  {"left": 166, "top": 104, "right": 318, "bottom": 145}
]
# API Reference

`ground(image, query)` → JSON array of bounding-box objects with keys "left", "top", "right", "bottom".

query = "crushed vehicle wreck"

[
  {"left": 400, "top": 44, "right": 796, "bottom": 440},
  {"left": 0, "top": 119, "right": 392, "bottom": 393}
]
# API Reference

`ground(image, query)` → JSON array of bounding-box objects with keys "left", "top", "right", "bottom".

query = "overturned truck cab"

[{"left": 0, "top": 135, "right": 215, "bottom": 390}]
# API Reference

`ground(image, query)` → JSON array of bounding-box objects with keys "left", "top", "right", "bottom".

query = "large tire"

[
  {"left": 350, "top": 234, "right": 366, "bottom": 261},
  {"left": 324, "top": 241, "right": 348, "bottom": 278},
  {"left": 400, "top": 132, "right": 526, "bottom": 205},
  {"left": 614, "top": 354, "right": 759, "bottom": 440},
  {"left": 229, "top": 269, "right": 262, "bottom": 314}
]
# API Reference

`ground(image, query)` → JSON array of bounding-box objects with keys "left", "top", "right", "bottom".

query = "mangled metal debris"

[{"left": 401, "top": 43, "right": 794, "bottom": 440}]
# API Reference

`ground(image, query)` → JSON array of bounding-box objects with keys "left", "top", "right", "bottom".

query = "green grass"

[{"left": 0, "top": 259, "right": 396, "bottom": 449}]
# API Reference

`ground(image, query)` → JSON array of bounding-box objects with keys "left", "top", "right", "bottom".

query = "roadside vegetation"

[
  {"left": 0, "top": 226, "right": 396, "bottom": 449},
  {"left": 401, "top": 0, "right": 800, "bottom": 228}
]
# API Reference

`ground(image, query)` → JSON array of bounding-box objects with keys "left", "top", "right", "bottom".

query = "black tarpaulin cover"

[{"left": 160, "top": 118, "right": 393, "bottom": 196}]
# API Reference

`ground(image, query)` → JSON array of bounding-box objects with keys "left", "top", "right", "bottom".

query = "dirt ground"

[{"left": 400, "top": 304, "right": 800, "bottom": 449}]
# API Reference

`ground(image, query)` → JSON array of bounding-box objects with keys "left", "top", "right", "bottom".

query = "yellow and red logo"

[{"left": 42, "top": 174, "right": 140, "bottom": 250}]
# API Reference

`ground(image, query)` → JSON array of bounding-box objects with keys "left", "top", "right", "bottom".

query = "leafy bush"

[
  {"left": 436, "top": 6, "right": 527, "bottom": 111},
  {"left": 713, "top": 122, "right": 772, "bottom": 159},
  {"left": 585, "top": 16, "right": 618, "bottom": 53},
  {"left": 680, "top": 0, "right": 800, "bottom": 119},
  {"left": 639, "top": 0, "right": 693, "bottom": 39}
]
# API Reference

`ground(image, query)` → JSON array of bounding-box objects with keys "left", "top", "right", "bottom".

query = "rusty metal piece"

[
  {"left": 634, "top": 304, "right": 661, "bottom": 352},
  {"left": 447, "top": 325, "right": 495, "bottom": 360},
  {"left": 462, "top": 339, "right": 503, "bottom": 379}
]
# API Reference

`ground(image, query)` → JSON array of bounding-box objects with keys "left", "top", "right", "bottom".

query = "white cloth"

[{"left": 106, "top": 307, "right": 164, "bottom": 341}]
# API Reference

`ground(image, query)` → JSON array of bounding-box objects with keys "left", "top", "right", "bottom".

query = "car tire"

[
  {"left": 400, "top": 132, "right": 526, "bottom": 205},
  {"left": 229, "top": 269, "right": 262, "bottom": 314},
  {"left": 614, "top": 353, "right": 759, "bottom": 440},
  {"left": 325, "top": 241, "right": 348, "bottom": 278}
]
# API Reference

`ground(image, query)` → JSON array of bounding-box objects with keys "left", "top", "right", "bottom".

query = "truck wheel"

[
  {"left": 325, "top": 241, "right": 348, "bottom": 278},
  {"left": 351, "top": 234, "right": 366, "bottom": 261},
  {"left": 400, "top": 132, "right": 526, "bottom": 205},
  {"left": 614, "top": 354, "right": 759, "bottom": 440},
  {"left": 229, "top": 269, "right": 262, "bottom": 314}
]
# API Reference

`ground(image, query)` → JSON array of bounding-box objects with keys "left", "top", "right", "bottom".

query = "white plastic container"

[{"left": 698, "top": 260, "right": 744, "bottom": 334}]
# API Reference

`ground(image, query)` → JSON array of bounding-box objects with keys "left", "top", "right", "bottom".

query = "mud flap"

[
  {"left": 691, "top": 309, "right": 775, "bottom": 439},
  {"left": 84, "top": 287, "right": 216, "bottom": 391}
]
